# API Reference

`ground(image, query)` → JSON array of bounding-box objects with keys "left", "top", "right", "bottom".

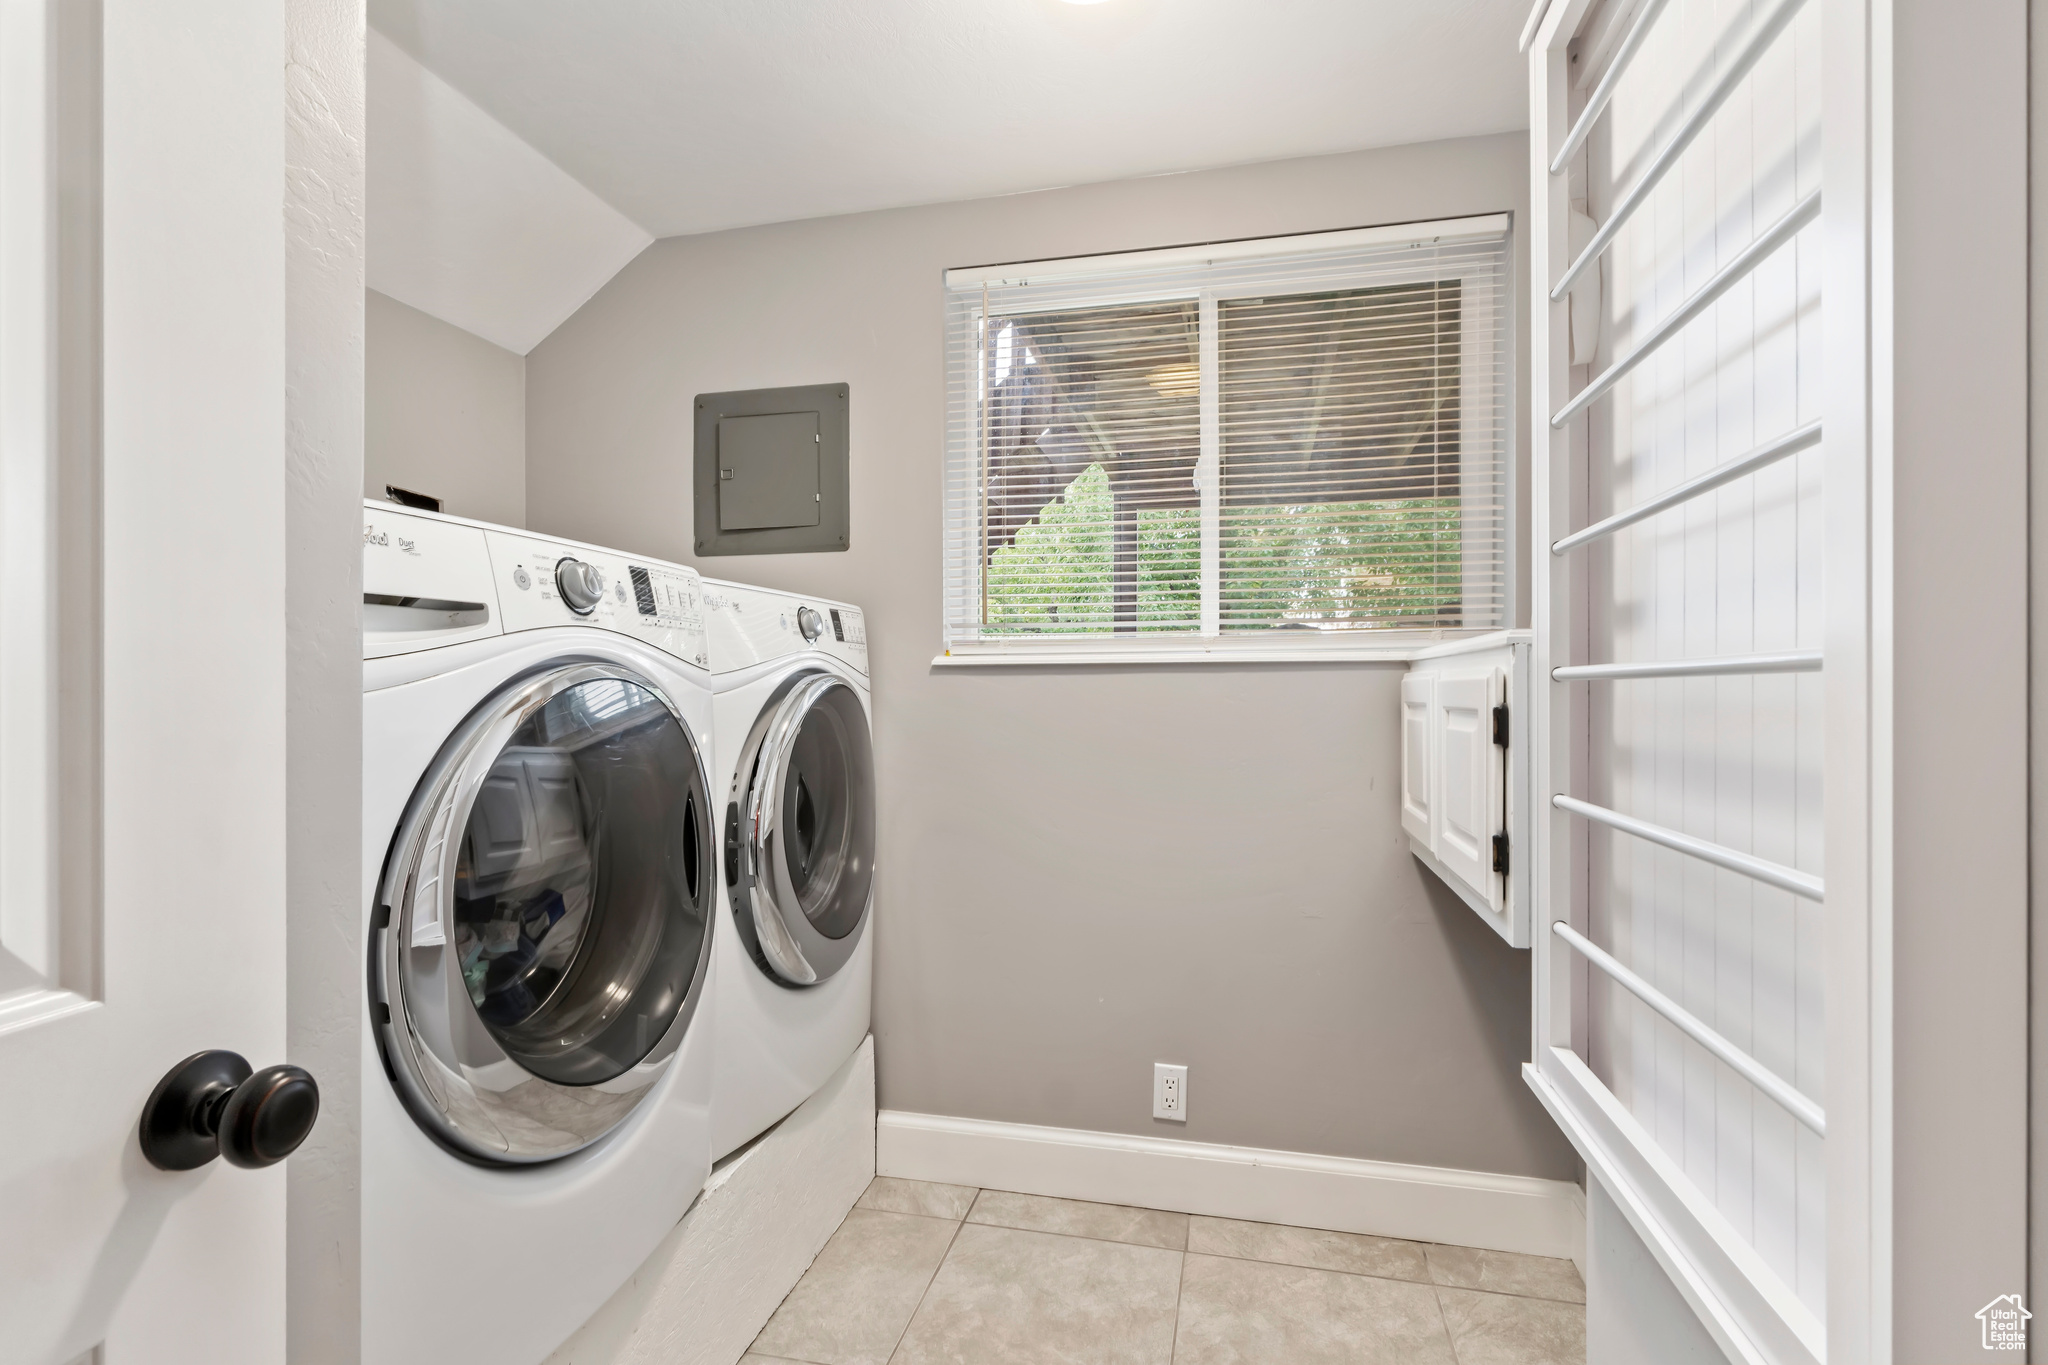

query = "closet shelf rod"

[
  {"left": 1551, "top": 190, "right": 1820, "bottom": 428},
  {"left": 1553, "top": 921, "right": 1826, "bottom": 1136},
  {"left": 1548, "top": 0, "right": 1675, "bottom": 175},
  {"left": 1554, "top": 650, "right": 1821, "bottom": 681},
  {"left": 1550, "top": 0, "right": 1808, "bottom": 302},
  {"left": 1551, "top": 420, "right": 1821, "bottom": 555},
  {"left": 1553, "top": 794, "right": 1825, "bottom": 901}
]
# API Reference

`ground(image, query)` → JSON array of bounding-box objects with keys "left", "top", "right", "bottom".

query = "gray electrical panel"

[{"left": 694, "top": 383, "right": 849, "bottom": 555}]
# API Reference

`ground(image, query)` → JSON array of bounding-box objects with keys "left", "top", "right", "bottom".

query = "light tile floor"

[{"left": 744, "top": 1177, "right": 1586, "bottom": 1365}]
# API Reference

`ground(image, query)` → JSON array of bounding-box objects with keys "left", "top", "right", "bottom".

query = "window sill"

[{"left": 931, "top": 629, "right": 1529, "bottom": 668}]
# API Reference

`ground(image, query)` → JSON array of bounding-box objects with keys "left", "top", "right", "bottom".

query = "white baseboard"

[
  {"left": 878, "top": 1109, "right": 1583, "bottom": 1263},
  {"left": 547, "top": 1038, "right": 876, "bottom": 1365}
]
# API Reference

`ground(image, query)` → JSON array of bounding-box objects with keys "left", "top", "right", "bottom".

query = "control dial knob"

[
  {"left": 797, "top": 606, "right": 825, "bottom": 642},
  {"left": 555, "top": 558, "right": 605, "bottom": 615}
]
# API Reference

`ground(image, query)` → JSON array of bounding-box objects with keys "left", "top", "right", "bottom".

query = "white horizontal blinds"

[
  {"left": 979, "top": 301, "right": 1202, "bottom": 634},
  {"left": 1215, "top": 267, "right": 1505, "bottom": 631},
  {"left": 941, "top": 219, "right": 1510, "bottom": 647}
]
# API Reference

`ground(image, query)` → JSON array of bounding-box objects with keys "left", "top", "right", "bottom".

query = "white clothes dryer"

[
  {"left": 704, "top": 579, "right": 874, "bottom": 1161},
  {"left": 361, "top": 503, "right": 717, "bottom": 1365}
]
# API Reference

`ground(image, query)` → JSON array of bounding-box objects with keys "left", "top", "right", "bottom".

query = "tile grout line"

[
  {"left": 951, "top": 1223, "right": 1583, "bottom": 1306},
  {"left": 745, "top": 1340, "right": 838, "bottom": 1365},
  {"left": 1177, "top": 1245, "right": 1586, "bottom": 1304},
  {"left": 863, "top": 1191, "right": 1584, "bottom": 1313},
  {"left": 881, "top": 1193, "right": 977, "bottom": 1365},
  {"left": 858, "top": 1204, "right": 979, "bottom": 1223},
  {"left": 790, "top": 1188, "right": 1580, "bottom": 1365},
  {"left": 963, "top": 1219, "right": 1185, "bottom": 1254},
  {"left": 882, "top": 1189, "right": 1584, "bottom": 1300},
  {"left": 751, "top": 1189, "right": 970, "bottom": 1365},
  {"left": 745, "top": 1234, "right": 841, "bottom": 1365},
  {"left": 1166, "top": 1240, "right": 1189, "bottom": 1365},
  {"left": 1422, "top": 1279, "right": 1588, "bottom": 1307},
  {"left": 1431, "top": 1283, "right": 1466, "bottom": 1365}
]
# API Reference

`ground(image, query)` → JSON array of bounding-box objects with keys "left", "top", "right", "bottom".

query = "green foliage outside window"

[
  {"left": 984, "top": 463, "right": 1463, "bottom": 633},
  {"left": 1220, "top": 496, "right": 1464, "bottom": 629},
  {"left": 983, "top": 465, "right": 1197, "bottom": 632}
]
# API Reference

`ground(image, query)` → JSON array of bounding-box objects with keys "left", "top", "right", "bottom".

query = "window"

[{"left": 942, "top": 216, "right": 1511, "bottom": 658}]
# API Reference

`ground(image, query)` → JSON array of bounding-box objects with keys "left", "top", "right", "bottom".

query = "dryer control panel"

[
  {"left": 701, "top": 579, "right": 867, "bottom": 677},
  {"left": 485, "top": 531, "right": 708, "bottom": 671}
]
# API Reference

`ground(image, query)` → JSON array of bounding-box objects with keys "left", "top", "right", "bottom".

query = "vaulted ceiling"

[{"left": 367, "top": 0, "right": 1531, "bottom": 350}]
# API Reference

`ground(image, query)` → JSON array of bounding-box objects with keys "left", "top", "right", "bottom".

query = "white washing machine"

[
  {"left": 361, "top": 503, "right": 717, "bottom": 1365},
  {"left": 704, "top": 579, "right": 875, "bottom": 1160}
]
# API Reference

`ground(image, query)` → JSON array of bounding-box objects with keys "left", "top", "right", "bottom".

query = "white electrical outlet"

[{"left": 1153, "top": 1063, "right": 1187, "bottom": 1122}]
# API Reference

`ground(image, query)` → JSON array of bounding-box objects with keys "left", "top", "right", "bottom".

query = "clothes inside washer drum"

[{"left": 448, "top": 676, "right": 709, "bottom": 1087}]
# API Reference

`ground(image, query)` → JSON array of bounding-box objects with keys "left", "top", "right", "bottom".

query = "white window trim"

[
  {"left": 930, "top": 628, "right": 1526, "bottom": 668},
  {"left": 945, "top": 214, "right": 1511, "bottom": 289}
]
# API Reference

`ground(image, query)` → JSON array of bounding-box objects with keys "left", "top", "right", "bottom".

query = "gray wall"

[
  {"left": 365, "top": 288, "right": 525, "bottom": 525},
  {"left": 526, "top": 133, "right": 1575, "bottom": 1180}
]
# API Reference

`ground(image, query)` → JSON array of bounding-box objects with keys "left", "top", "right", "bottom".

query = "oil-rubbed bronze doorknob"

[{"left": 139, "top": 1050, "right": 320, "bottom": 1171}]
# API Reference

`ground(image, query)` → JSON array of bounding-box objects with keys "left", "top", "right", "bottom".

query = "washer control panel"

[
  {"left": 554, "top": 557, "right": 607, "bottom": 614},
  {"left": 486, "top": 531, "right": 707, "bottom": 670},
  {"left": 362, "top": 508, "right": 505, "bottom": 660}
]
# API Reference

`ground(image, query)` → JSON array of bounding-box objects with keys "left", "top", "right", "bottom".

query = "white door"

[
  {"left": 0, "top": 3, "right": 292, "bottom": 1362},
  {"left": 1433, "top": 668, "right": 1502, "bottom": 908}
]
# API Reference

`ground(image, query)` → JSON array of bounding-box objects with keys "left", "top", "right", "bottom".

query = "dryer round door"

[
  {"left": 372, "top": 661, "right": 715, "bottom": 1164},
  {"left": 725, "top": 671, "right": 875, "bottom": 987}
]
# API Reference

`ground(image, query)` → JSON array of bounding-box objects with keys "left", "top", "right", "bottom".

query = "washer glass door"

[{"left": 374, "top": 663, "right": 713, "bottom": 1163}]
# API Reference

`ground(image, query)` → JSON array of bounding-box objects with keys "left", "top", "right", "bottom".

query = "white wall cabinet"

[
  {"left": 1402, "top": 633, "right": 1528, "bottom": 946},
  {"left": 1398, "top": 673, "right": 1435, "bottom": 844}
]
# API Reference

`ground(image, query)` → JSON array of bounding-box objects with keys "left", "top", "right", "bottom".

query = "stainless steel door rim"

[
  {"left": 726, "top": 669, "right": 875, "bottom": 987},
  {"left": 372, "top": 660, "right": 714, "bottom": 1164}
]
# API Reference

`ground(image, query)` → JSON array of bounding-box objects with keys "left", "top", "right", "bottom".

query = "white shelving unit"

[{"left": 1524, "top": 1, "right": 1829, "bottom": 1361}]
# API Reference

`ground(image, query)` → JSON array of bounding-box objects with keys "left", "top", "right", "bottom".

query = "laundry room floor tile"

[
  {"left": 1425, "top": 1243, "right": 1586, "bottom": 1303},
  {"left": 857, "top": 1176, "right": 980, "bottom": 1220},
  {"left": 746, "top": 1185, "right": 1584, "bottom": 1365},
  {"left": 1436, "top": 1287, "right": 1588, "bottom": 1365},
  {"left": 890, "top": 1222, "right": 1182, "bottom": 1365},
  {"left": 963, "top": 1188, "right": 1188, "bottom": 1250},
  {"left": 749, "top": 1207, "right": 961, "bottom": 1365},
  {"left": 1171, "top": 1252, "right": 1459, "bottom": 1365},
  {"left": 1186, "top": 1214, "right": 1430, "bottom": 1282}
]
